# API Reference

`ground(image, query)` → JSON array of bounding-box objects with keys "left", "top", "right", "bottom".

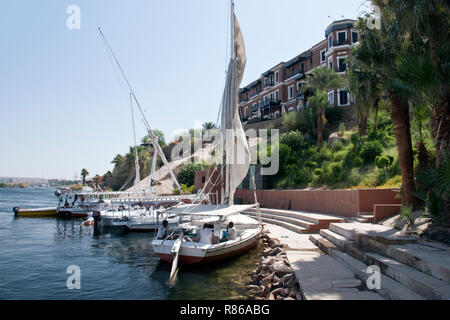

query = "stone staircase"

[
  {"left": 309, "top": 222, "right": 450, "bottom": 300},
  {"left": 244, "top": 208, "right": 343, "bottom": 234}
]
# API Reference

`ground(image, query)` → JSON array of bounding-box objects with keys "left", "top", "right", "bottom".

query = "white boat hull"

[{"left": 152, "top": 226, "right": 261, "bottom": 265}]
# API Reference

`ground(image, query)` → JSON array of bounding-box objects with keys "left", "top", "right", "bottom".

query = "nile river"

[{"left": 0, "top": 188, "right": 260, "bottom": 299}]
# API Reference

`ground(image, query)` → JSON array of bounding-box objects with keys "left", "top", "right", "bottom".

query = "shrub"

[
  {"left": 331, "top": 164, "right": 343, "bottom": 181},
  {"left": 282, "top": 111, "right": 302, "bottom": 131},
  {"left": 359, "top": 141, "right": 383, "bottom": 163},
  {"left": 280, "top": 131, "right": 306, "bottom": 150},
  {"left": 314, "top": 168, "right": 323, "bottom": 176},
  {"left": 176, "top": 163, "right": 205, "bottom": 186},
  {"left": 376, "top": 155, "right": 392, "bottom": 172},
  {"left": 305, "top": 161, "right": 318, "bottom": 169},
  {"left": 353, "top": 156, "right": 363, "bottom": 168}
]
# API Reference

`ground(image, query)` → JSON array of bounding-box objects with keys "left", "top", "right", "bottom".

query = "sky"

[{"left": 0, "top": 0, "right": 367, "bottom": 180}]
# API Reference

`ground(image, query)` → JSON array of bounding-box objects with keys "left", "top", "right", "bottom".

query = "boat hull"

[
  {"left": 17, "top": 207, "right": 59, "bottom": 217},
  {"left": 153, "top": 227, "right": 261, "bottom": 265},
  {"left": 57, "top": 208, "right": 90, "bottom": 218}
]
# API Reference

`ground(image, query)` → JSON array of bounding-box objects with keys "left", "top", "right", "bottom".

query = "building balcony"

[
  {"left": 285, "top": 69, "right": 305, "bottom": 81},
  {"left": 264, "top": 81, "right": 274, "bottom": 88},
  {"left": 332, "top": 39, "right": 351, "bottom": 47},
  {"left": 261, "top": 99, "right": 281, "bottom": 109},
  {"left": 249, "top": 91, "right": 260, "bottom": 99},
  {"left": 240, "top": 97, "right": 249, "bottom": 103}
]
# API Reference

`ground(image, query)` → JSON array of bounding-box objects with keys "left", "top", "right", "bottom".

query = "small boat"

[
  {"left": 152, "top": 1, "right": 263, "bottom": 283},
  {"left": 13, "top": 207, "right": 59, "bottom": 217},
  {"left": 152, "top": 204, "right": 261, "bottom": 265},
  {"left": 125, "top": 209, "right": 179, "bottom": 232}
]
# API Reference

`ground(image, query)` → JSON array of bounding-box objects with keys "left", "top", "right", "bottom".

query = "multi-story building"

[{"left": 239, "top": 19, "right": 359, "bottom": 124}]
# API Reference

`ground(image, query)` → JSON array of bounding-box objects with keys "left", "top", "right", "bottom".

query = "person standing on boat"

[
  {"left": 156, "top": 220, "right": 168, "bottom": 240},
  {"left": 226, "top": 222, "right": 237, "bottom": 241}
]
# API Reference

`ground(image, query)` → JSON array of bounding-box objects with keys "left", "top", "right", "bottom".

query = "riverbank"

[
  {"left": 0, "top": 183, "right": 29, "bottom": 189},
  {"left": 247, "top": 230, "right": 302, "bottom": 300}
]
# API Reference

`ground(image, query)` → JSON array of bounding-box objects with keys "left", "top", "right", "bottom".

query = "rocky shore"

[{"left": 247, "top": 231, "right": 303, "bottom": 300}]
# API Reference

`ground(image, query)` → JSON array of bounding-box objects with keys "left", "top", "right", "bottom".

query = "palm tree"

[
  {"left": 202, "top": 122, "right": 216, "bottom": 130},
  {"left": 347, "top": 56, "right": 381, "bottom": 137},
  {"left": 412, "top": 103, "right": 432, "bottom": 171},
  {"left": 307, "top": 91, "right": 329, "bottom": 148},
  {"left": 81, "top": 168, "right": 89, "bottom": 186},
  {"left": 303, "top": 67, "right": 344, "bottom": 148},
  {"left": 379, "top": 0, "right": 450, "bottom": 166},
  {"left": 353, "top": 11, "right": 418, "bottom": 207}
]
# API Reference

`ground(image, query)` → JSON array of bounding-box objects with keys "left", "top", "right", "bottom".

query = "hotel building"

[{"left": 239, "top": 19, "right": 359, "bottom": 125}]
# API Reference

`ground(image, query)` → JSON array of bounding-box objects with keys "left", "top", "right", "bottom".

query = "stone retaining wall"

[{"left": 235, "top": 188, "right": 400, "bottom": 217}]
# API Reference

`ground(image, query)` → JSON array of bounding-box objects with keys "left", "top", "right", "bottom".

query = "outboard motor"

[
  {"left": 13, "top": 207, "right": 20, "bottom": 216},
  {"left": 92, "top": 211, "right": 102, "bottom": 232}
]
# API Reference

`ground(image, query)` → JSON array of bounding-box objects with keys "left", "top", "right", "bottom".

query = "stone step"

[
  {"left": 329, "top": 222, "right": 413, "bottom": 242},
  {"left": 357, "top": 214, "right": 374, "bottom": 223},
  {"left": 309, "top": 234, "right": 340, "bottom": 255},
  {"left": 248, "top": 207, "right": 342, "bottom": 225},
  {"left": 320, "top": 229, "right": 353, "bottom": 248},
  {"left": 257, "top": 216, "right": 308, "bottom": 234},
  {"left": 331, "top": 250, "right": 426, "bottom": 300},
  {"left": 329, "top": 223, "right": 355, "bottom": 240},
  {"left": 357, "top": 236, "right": 450, "bottom": 284},
  {"left": 286, "top": 250, "right": 384, "bottom": 300},
  {"left": 246, "top": 211, "right": 315, "bottom": 229},
  {"left": 362, "top": 252, "right": 450, "bottom": 300}
]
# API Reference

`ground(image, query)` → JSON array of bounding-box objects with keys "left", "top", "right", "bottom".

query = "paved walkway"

[{"left": 264, "top": 223, "right": 384, "bottom": 300}]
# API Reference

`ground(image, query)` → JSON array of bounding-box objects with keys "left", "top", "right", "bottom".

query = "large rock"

[
  {"left": 328, "top": 132, "right": 343, "bottom": 146},
  {"left": 279, "top": 273, "right": 294, "bottom": 285},
  {"left": 272, "top": 261, "right": 292, "bottom": 275}
]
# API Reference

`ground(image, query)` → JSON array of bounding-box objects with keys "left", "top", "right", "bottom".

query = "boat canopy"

[{"left": 164, "top": 204, "right": 256, "bottom": 217}]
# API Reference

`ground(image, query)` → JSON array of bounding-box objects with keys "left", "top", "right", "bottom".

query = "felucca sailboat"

[{"left": 151, "top": 0, "right": 262, "bottom": 282}]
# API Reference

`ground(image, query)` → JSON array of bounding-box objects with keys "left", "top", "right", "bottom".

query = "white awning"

[{"left": 163, "top": 204, "right": 256, "bottom": 217}]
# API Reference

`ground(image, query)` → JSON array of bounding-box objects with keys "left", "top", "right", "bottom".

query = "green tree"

[
  {"left": 81, "top": 168, "right": 89, "bottom": 186},
  {"left": 303, "top": 67, "right": 344, "bottom": 148},
  {"left": 347, "top": 55, "right": 381, "bottom": 136},
  {"left": 383, "top": 0, "right": 450, "bottom": 166},
  {"left": 353, "top": 11, "right": 418, "bottom": 207}
]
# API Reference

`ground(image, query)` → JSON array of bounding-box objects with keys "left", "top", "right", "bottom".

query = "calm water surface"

[{"left": 0, "top": 188, "right": 260, "bottom": 300}]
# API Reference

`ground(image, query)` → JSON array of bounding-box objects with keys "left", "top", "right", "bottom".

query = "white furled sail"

[{"left": 220, "top": 3, "right": 251, "bottom": 205}]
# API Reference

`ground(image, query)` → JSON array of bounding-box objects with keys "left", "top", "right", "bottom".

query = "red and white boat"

[
  {"left": 152, "top": 204, "right": 261, "bottom": 265},
  {"left": 153, "top": 1, "right": 262, "bottom": 281}
]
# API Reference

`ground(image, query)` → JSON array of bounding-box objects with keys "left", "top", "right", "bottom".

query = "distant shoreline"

[{"left": 0, "top": 183, "right": 29, "bottom": 189}]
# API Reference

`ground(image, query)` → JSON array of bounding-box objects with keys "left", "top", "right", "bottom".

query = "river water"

[{"left": 0, "top": 188, "right": 260, "bottom": 300}]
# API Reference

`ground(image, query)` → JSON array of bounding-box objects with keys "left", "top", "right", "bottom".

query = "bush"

[
  {"left": 282, "top": 111, "right": 302, "bottom": 131},
  {"left": 314, "top": 168, "right": 323, "bottom": 176},
  {"left": 176, "top": 163, "right": 205, "bottom": 186},
  {"left": 353, "top": 156, "right": 363, "bottom": 168},
  {"left": 359, "top": 141, "right": 383, "bottom": 163},
  {"left": 305, "top": 161, "right": 318, "bottom": 169},
  {"left": 280, "top": 131, "right": 306, "bottom": 150},
  {"left": 376, "top": 155, "right": 392, "bottom": 171}
]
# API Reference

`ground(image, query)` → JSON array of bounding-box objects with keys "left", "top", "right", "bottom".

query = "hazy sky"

[{"left": 0, "top": 0, "right": 366, "bottom": 179}]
